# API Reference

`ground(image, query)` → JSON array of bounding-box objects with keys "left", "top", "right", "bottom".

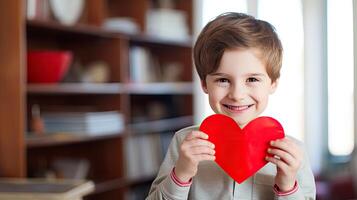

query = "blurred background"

[{"left": 0, "top": 0, "right": 355, "bottom": 199}]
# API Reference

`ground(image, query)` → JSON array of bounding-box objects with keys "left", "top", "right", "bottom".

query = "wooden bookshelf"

[{"left": 0, "top": 0, "right": 194, "bottom": 199}]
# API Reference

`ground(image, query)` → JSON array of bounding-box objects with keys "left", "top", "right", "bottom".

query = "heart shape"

[{"left": 199, "top": 114, "right": 284, "bottom": 183}]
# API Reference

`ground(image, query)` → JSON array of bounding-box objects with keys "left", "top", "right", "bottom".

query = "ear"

[
  {"left": 201, "top": 79, "right": 208, "bottom": 94},
  {"left": 269, "top": 79, "right": 279, "bottom": 94}
]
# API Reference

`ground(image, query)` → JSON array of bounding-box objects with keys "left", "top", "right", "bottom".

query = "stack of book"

[
  {"left": 42, "top": 111, "right": 124, "bottom": 136},
  {"left": 0, "top": 178, "right": 94, "bottom": 200},
  {"left": 124, "top": 134, "right": 162, "bottom": 179}
]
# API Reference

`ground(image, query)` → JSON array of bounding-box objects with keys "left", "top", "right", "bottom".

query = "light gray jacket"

[{"left": 146, "top": 125, "right": 316, "bottom": 200}]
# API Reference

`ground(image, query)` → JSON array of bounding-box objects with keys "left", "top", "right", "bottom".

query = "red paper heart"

[{"left": 199, "top": 114, "right": 284, "bottom": 183}]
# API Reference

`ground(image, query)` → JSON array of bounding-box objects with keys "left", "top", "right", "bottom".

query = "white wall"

[
  {"left": 302, "top": 0, "right": 328, "bottom": 174},
  {"left": 354, "top": 0, "right": 357, "bottom": 153},
  {"left": 193, "top": 0, "right": 213, "bottom": 124}
]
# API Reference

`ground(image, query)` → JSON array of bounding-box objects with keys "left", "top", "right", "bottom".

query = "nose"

[{"left": 228, "top": 83, "right": 247, "bottom": 101}]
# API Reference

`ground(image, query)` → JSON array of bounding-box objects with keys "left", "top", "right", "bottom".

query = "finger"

[
  {"left": 196, "top": 154, "right": 216, "bottom": 162},
  {"left": 276, "top": 139, "right": 303, "bottom": 162},
  {"left": 270, "top": 138, "right": 299, "bottom": 159},
  {"left": 265, "top": 155, "right": 289, "bottom": 171},
  {"left": 272, "top": 138, "right": 297, "bottom": 150},
  {"left": 267, "top": 148, "right": 294, "bottom": 166},
  {"left": 185, "top": 138, "right": 215, "bottom": 149},
  {"left": 185, "top": 131, "right": 209, "bottom": 141},
  {"left": 190, "top": 146, "right": 216, "bottom": 155}
]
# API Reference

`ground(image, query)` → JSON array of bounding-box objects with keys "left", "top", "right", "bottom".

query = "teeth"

[{"left": 226, "top": 105, "right": 250, "bottom": 111}]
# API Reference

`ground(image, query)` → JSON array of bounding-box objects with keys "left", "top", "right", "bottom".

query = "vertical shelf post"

[{"left": 0, "top": 0, "right": 26, "bottom": 177}]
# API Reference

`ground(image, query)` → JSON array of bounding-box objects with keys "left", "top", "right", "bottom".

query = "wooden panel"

[
  {"left": 27, "top": 95, "right": 122, "bottom": 112},
  {"left": 176, "top": 0, "right": 193, "bottom": 35},
  {"left": 151, "top": 46, "right": 193, "bottom": 82},
  {"left": 0, "top": 0, "right": 26, "bottom": 177},
  {"left": 119, "top": 38, "right": 130, "bottom": 83},
  {"left": 86, "top": 0, "right": 107, "bottom": 26},
  {"left": 107, "top": 0, "right": 149, "bottom": 32}
]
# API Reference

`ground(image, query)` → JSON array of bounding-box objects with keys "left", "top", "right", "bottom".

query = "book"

[
  {"left": 129, "top": 47, "right": 161, "bottom": 83},
  {"left": 137, "top": 134, "right": 161, "bottom": 177},
  {"left": 124, "top": 135, "right": 141, "bottom": 179},
  {"left": 42, "top": 111, "right": 124, "bottom": 136},
  {"left": 0, "top": 178, "right": 94, "bottom": 200},
  {"left": 124, "top": 134, "right": 162, "bottom": 179}
]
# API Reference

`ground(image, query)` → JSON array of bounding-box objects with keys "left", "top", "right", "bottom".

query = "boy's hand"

[
  {"left": 265, "top": 137, "right": 303, "bottom": 192},
  {"left": 175, "top": 131, "right": 216, "bottom": 182}
]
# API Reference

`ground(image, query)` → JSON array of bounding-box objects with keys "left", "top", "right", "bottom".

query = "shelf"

[
  {"left": 26, "top": 115, "right": 192, "bottom": 148},
  {"left": 27, "top": 19, "right": 120, "bottom": 39},
  {"left": 27, "top": 83, "right": 124, "bottom": 95},
  {"left": 27, "top": 82, "right": 193, "bottom": 95},
  {"left": 27, "top": 20, "right": 193, "bottom": 47},
  {"left": 129, "top": 115, "right": 193, "bottom": 134},
  {"left": 92, "top": 175, "right": 156, "bottom": 195},
  {"left": 26, "top": 132, "right": 126, "bottom": 148},
  {"left": 128, "top": 33, "right": 193, "bottom": 48},
  {"left": 91, "top": 179, "right": 124, "bottom": 195},
  {"left": 26, "top": 116, "right": 192, "bottom": 147},
  {"left": 124, "top": 82, "right": 193, "bottom": 95}
]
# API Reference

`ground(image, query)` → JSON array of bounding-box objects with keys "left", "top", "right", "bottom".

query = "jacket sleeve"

[
  {"left": 274, "top": 143, "right": 316, "bottom": 200},
  {"left": 146, "top": 131, "right": 191, "bottom": 200}
]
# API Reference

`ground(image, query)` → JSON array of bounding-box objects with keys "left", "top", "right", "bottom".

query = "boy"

[{"left": 146, "top": 12, "right": 316, "bottom": 199}]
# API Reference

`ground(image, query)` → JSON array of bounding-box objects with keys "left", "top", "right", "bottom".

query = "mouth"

[{"left": 223, "top": 104, "right": 254, "bottom": 112}]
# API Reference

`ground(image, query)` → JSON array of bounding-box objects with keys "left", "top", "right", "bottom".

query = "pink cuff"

[
  {"left": 273, "top": 181, "right": 298, "bottom": 196},
  {"left": 170, "top": 168, "right": 192, "bottom": 187}
]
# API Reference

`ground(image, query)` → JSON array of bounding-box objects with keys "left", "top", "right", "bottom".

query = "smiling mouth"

[{"left": 223, "top": 104, "right": 253, "bottom": 111}]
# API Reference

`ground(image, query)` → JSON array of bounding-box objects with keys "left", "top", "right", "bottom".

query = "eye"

[
  {"left": 216, "top": 78, "right": 229, "bottom": 83},
  {"left": 215, "top": 78, "right": 230, "bottom": 87},
  {"left": 246, "top": 77, "right": 259, "bottom": 83}
]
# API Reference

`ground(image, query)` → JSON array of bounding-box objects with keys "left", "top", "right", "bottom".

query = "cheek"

[
  {"left": 207, "top": 86, "right": 228, "bottom": 102},
  {"left": 250, "top": 87, "right": 271, "bottom": 103}
]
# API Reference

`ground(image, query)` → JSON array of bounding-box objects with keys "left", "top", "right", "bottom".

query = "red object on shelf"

[{"left": 27, "top": 51, "right": 72, "bottom": 83}]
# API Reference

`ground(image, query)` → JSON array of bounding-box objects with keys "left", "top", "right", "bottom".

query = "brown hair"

[{"left": 193, "top": 12, "right": 283, "bottom": 83}]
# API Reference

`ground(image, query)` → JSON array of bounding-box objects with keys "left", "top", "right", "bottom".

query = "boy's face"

[{"left": 201, "top": 48, "right": 278, "bottom": 128}]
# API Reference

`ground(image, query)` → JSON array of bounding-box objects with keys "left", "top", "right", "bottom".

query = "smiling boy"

[{"left": 146, "top": 12, "right": 316, "bottom": 200}]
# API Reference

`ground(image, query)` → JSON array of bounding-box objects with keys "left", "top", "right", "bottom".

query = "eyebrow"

[
  {"left": 210, "top": 72, "right": 229, "bottom": 76},
  {"left": 246, "top": 73, "right": 266, "bottom": 77},
  {"left": 209, "top": 72, "right": 266, "bottom": 77}
]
